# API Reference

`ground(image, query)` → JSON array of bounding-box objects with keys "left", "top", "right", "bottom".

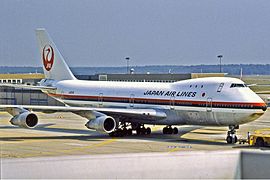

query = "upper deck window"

[
  {"left": 230, "top": 83, "right": 247, "bottom": 88},
  {"left": 217, "top": 83, "right": 224, "bottom": 92}
]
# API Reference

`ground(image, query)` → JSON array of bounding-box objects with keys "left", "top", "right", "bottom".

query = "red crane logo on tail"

[{"left": 42, "top": 45, "right": 54, "bottom": 71}]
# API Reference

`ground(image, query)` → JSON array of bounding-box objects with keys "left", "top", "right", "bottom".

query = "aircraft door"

[
  {"left": 59, "top": 90, "right": 64, "bottom": 100},
  {"left": 170, "top": 96, "right": 175, "bottom": 110},
  {"left": 98, "top": 93, "right": 103, "bottom": 107},
  {"left": 206, "top": 97, "right": 212, "bottom": 112},
  {"left": 129, "top": 94, "right": 135, "bottom": 108}
]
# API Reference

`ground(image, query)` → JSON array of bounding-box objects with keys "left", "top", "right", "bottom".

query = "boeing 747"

[{"left": 0, "top": 29, "right": 267, "bottom": 144}]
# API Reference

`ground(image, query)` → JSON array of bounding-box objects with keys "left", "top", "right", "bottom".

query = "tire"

[
  {"left": 255, "top": 138, "right": 265, "bottom": 147},
  {"left": 136, "top": 129, "right": 141, "bottom": 135},
  {"left": 168, "top": 128, "right": 173, "bottom": 134},
  {"left": 226, "top": 136, "right": 233, "bottom": 144},
  {"left": 139, "top": 127, "right": 145, "bottom": 135},
  {"left": 163, "top": 128, "right": 167, "bottom": 134},
  {"left": 146, "top": 127, "right": 151, "bottom": 135},
  {"left": 127, "top": 129, "right": 132, "bottom": 136},
  {"left": 234, "top": 136, "right": 238, "bottom": 144},
  {"left": 122, "top": 128, "right": 128, "bottom": 136},
  {"left": 173, "top": 127, "right": 178, "bottom": 134}
]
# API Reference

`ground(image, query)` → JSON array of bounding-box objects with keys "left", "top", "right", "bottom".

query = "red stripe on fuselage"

[{"left": 48, "top": 93, "right": 266, "bottom": 107}]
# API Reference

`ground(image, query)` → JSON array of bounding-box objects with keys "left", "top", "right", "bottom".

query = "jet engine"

[
  {"left": 85, "top": 116, "right": 116, "bottom": 134},
  {"left": 10, "top": 111, "right": 38, "bottom": 128}
]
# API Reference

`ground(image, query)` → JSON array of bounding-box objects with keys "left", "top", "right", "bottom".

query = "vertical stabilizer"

[{"left": 35, "top": 28, "right": 76, "bottom": 81}]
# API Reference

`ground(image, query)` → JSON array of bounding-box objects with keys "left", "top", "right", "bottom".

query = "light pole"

[
  {"left": 217, "top": 55, "right": 223, "bottom": 73},
  {"left": 125, "top": 57, "right": 130, "bottom": 74}
]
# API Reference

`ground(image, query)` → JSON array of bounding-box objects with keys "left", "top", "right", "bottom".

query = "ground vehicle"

[{"left": 249, "top": 129, "right": 270, "bottom": 147}]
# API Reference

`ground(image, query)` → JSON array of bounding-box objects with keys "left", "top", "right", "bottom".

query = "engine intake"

[
  {"left": 85, "top": 116, "right": 116, "bottom": 134},
  {"left": 10, "top": 111, "right": 38, "bottom": 128}
]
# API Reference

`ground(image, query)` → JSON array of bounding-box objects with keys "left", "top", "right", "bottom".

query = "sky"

[{"left": 0, "top": 0, "right": 270, "bottom": 67}]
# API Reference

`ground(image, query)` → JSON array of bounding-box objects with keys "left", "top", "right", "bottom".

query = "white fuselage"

[{"left": 44, "top": 77, "right": 267, "bottom": 126}]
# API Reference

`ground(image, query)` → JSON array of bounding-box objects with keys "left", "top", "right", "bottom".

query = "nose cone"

[
  {"left": 235, "top": 87, "right": 267, "bottom": 111},
  {"left": 249, "top": 91, "right": 267, "bottom": 111}
]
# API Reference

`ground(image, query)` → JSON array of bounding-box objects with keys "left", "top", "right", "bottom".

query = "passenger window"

[{"left": 217, "top": 83, "right": 224, "bottom": 92}]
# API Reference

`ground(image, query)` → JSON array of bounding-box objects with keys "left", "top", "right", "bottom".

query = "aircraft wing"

[
  {"left": 247, "top": 84, "right": 270, "bottom": 94},
  {"left": 255, "top": 91, "right": 270, "bottom": 94},
  {"left": 0, "top": 105, "right": 167, "bottom": 121}
]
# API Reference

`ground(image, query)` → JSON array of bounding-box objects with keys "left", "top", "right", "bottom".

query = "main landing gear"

[
  {"left": 226, "top": 125, "right": 239, "bottom": 144},
  {"left": 163, "top": 126, "right": 178, "bottom": 135},
  {"left": 109, "top": 123, "right": 179, "bottom": 137},
  {"left": 109, "top": 123, "right": 151, "bottom": 137}
]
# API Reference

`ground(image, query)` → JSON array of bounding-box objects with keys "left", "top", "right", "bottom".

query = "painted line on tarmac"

[
  {"left": 2, "top": 139, "right": 118, "bottom": 158},
  {"left": 65, "top": 143, "right": 87, "bottom": 147},
  {"left": 168, "top": 148, "right": 179, "bottom": 153},
  {"left": 59, "top": 138, "right": 118, "bottom": 154},
  {"left": 168, "top": 144, "right": 193, "bottom": 153}
]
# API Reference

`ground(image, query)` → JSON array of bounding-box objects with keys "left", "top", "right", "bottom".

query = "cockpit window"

[{"left": 230, "top": 83, "right": 247, "bottom": 88}]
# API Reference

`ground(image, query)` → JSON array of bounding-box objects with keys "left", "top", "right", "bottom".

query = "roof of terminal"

[
  {"left": 0, "top": 73, "right": 44, "bottom": 79},
  {"left": 0, "top": 73, "right": 225, "bottom": 80}
]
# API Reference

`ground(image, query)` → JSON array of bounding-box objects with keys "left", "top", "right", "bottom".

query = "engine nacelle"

[
  {"left": 10, "top": 111, "right": 38, "bottom": 128},
  {"left": 85, "top": 116, "right": 116, "bottom": 134}
]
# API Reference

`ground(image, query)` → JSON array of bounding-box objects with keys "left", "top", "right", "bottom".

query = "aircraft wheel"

[
  {"left": 173, "top": 127, "right": 178, "bottom": 134},
  {"left": 136, "top": 129, "right": 141, "bottom": 135},
  {"left": 168, "top": 128, "right": 173, "bottom": 134},
  {"left": 234, "top": 136, "right": 238, "bottom": 144},
  {"left": 141, "top": 127, "right": 146, "bottom": 135},
  {"left": 146, "top": 127, "right": 151, "bottom": 135},
  {"left": 226, "top": 136, "right": 233, "bottom": 144},
  {"left": 127, "top": 129, "right": 132, "bottom": 136},
  {"left": 122, "top": 128, "right": 128, "bottom": 136},
  {"left": 255, "top": 138, "right": 265, "bottom": 147},
  {"left": 163, "top": 127, "right": 168, "bottom": 134}
]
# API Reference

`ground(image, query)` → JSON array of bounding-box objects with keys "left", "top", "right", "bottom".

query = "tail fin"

[{"left": 35, "top": 28, "right": 76, "bottom": 81}]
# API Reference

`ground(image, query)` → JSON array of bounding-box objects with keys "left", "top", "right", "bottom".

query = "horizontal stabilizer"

[{"left": 0, "top": 83, "right": 56, "bottom": 91}]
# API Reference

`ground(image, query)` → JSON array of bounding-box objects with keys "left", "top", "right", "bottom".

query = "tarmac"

[
  {"left": 0, "top": 108, "right": 270, "bottom": 159},
  {"left": 4, "top": 150, "right": 270, "bottom": 179}
]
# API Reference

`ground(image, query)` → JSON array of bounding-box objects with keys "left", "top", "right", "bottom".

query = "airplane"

[{"left": 0, "top": 29, "right": 267, "bottom": 144}]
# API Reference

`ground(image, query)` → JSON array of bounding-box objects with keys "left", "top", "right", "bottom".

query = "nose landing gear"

[{"left": 226, "top": 125, "right": 239, "bottom": 144}]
